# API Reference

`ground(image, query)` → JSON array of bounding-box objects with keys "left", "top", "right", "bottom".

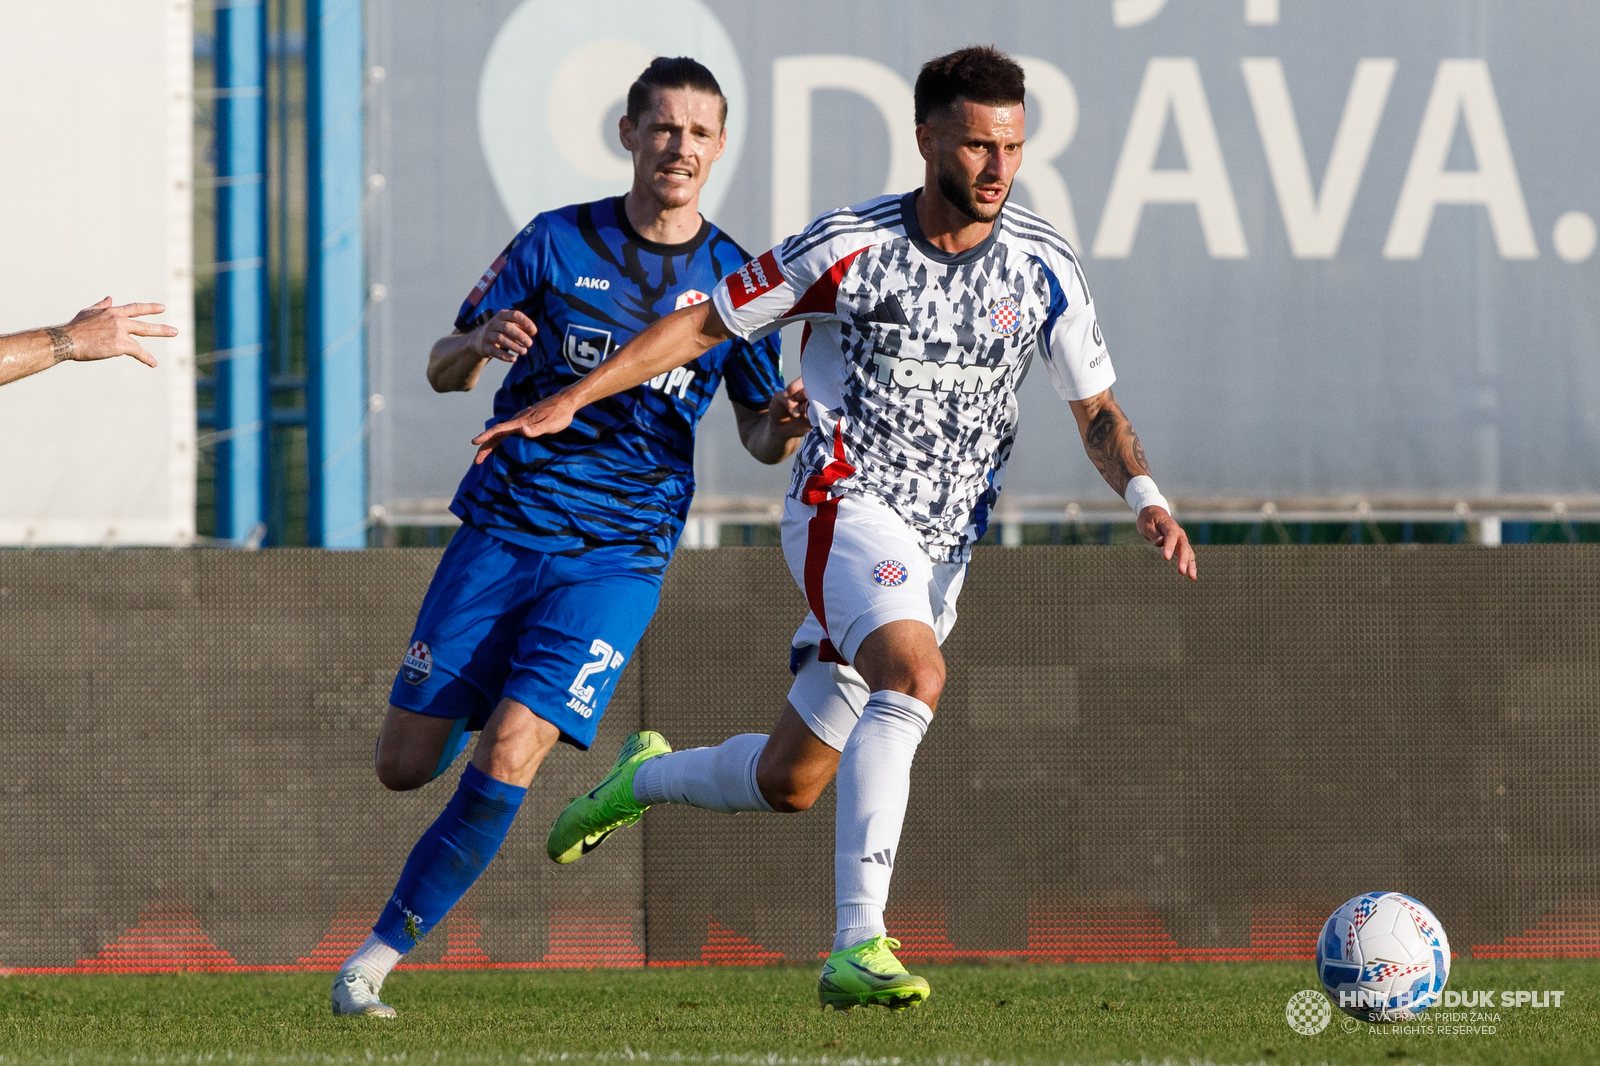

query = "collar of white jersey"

[{"left": 899, "top": 189, "right": 1003, "bottom": 267}]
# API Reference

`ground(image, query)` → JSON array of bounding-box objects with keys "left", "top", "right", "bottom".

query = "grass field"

[{"left": 0, "top": 961, "right": 1592, "bottom": 1066}]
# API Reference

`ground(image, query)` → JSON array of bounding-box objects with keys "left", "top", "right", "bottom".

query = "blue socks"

[{"left": 372, "top": 763, "right": 527, "bottom": 952}]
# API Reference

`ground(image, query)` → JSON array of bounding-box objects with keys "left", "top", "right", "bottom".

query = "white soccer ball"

[{"left": 1316, "top": 891, "right": 1451, "bottom": 1021}]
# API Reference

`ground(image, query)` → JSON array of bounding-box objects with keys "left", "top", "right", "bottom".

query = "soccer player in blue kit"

[{"left": 330, "top": 57, "right": 805, "bottom": 1017}]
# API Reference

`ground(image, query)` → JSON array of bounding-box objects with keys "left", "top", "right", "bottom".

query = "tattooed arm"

[
  {"left": 1070, "top": 387, "right": 1150, "bottom": 496},
  {"left": 0, "top": 298, "right": 175, "bottom": 387},
  {"left": 1069, "top": 388, "right": 1197, "bottom": 580}
]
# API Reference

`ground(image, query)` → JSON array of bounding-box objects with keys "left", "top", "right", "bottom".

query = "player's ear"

[
  {"left": 618, "top": 114, "right": 638, "bottom": 154},
  {"left": 711, "top": 123, "right": 726, "bottom": 163},
  {"left": 915, "top": 122, "right": 936, "bottom": 163}
]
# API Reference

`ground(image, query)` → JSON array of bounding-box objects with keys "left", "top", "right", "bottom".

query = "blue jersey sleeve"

[
  {"left": 454, "top": 216, "right": 547, "bottom": 334},
  {"left": 722, "top": 332, "right": 785, "bottom": 408}
]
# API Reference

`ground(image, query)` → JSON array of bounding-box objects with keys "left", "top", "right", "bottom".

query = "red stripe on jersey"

[
  {"left": 728, "top": 249, "right": 785, "bottom": 309},
  {"left": 800, "top": 421, "right": 856, "bottom": 504},
  {"left": 802, "top": 497, "right": 848, "bottom": 665},
  {"left": 783, "top": 247, "right": 866, "bottom": 320},
  {"left": 465, "top": 254, "right": 508, "bottom": 309}
]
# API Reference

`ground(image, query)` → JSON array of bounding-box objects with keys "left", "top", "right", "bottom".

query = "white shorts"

[{"left": 779, "top": 493, "right": 966, "bottom": 751}]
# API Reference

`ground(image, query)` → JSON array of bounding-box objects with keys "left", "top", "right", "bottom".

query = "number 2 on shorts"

[{"left": 568, "top": 639, "right": 626, "bottom": 703}]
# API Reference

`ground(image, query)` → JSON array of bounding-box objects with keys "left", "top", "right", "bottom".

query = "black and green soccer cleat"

[
  {"left": 546, "top": 730, "right": 671, "bottom": 864},
  {"left": 817, "top": 935, "right": 931, "bottom": 1011}
]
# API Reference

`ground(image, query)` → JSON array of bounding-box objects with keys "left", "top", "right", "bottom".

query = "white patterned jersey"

[{"left": 711, "top": 191, "right": 1114, "bottom": 562}]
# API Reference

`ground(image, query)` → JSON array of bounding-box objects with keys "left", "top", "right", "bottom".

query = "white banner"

[
  {"left": 371, "top": 0, "right": 1600, "bottom": 517},
  {"left": 0, "top": 0, "right": 195, "bottom": 546}
]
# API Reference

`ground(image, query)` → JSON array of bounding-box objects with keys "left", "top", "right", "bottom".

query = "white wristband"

[{"left": 1124, "top": 475, "right": 1170, "bottom": 517}]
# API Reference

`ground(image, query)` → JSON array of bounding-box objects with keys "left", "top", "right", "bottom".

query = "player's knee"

[
  {"left": 375, "top": 752, "right": 432, "bottom": 792},
  {"left": 756, "top": 763, "right": 823, "bottom": 813},
  {"left": 770, "top": 789, "right": 820, "bottom": 814},
  {"left": 377, "top": 766, "right": 430, "bottom": 792},
  {"left": 858, "top": 633, "right": 946, "bottom": 711},
  {"left": 894, "top": 658, "right": 945, "bottom": 710}
]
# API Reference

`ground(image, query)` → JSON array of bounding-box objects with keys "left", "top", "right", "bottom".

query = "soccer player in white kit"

[{"left": 474, "top": 46, "right": 1198, "bottom": 1010}]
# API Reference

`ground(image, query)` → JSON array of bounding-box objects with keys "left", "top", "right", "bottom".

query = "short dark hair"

[
  {"left": 625, "top": 56, "right": 727, "bottom": 127},
  {"left": 913, "top": 46, "right": 1026, "bottom": 125}
]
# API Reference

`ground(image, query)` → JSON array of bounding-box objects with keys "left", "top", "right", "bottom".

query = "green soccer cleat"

[
  {"left": 817, "top": 936, "right": 931, "bottom": 1011},
  {"left": 546, "top": 730, "right": 671, "bottom": 864}
]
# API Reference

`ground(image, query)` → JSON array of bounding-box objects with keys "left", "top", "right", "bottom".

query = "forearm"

[
  {"left": 1073, "top": 391, "right": 1151, "bottom": 497},
  {"left": 0, "top": 326, "right": 72, "bottom": 387},
  {"left": 563, "top": 303, "right": 724, "bottom": 409},
  {"left": 1071, "top": 390, "right": 1196, "bottom": 579},
  {"left": 738, "top": 418, "right": 803, "bottom": 465},
  {"left": 428, "top": 332, "right": 492, "bottom": 393}
]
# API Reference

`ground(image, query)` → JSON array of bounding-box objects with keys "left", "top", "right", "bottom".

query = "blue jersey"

[{"left": 451, "top": 197, "right": 785, "bottom": 575}]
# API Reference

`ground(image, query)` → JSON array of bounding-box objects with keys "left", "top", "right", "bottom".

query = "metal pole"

[
  {"left": 213, "top": 0, "right": 270, "bottom": 542},
  {"left": 305, "top": 0, "right": 367, "bottom": 548},
  {"left": 270, "top": 0, "right": 293, "bottom": 543}
]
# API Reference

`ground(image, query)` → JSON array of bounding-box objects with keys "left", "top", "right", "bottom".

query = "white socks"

[
  {"left": 632, "top": 733, "right": 775, "bottom": 813},
  {"left": 832, "top": 690, "right": 933, "bottom": 952},
  {"left": 625, "top": 698, "right": 932, "bottom": 956},
  {"left": 341, "top": 932, "right": 402, "bottom": 984}
]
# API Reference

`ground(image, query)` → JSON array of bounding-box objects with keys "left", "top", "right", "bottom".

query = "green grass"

[{"left": 0, "top": 962, "right": 1592, "bottom": 1066}]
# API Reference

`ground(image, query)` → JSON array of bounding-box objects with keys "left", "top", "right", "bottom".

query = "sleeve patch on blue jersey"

[
  {"left": 465, "top": 254, "right": 508, "bottom": 311},
  {"left": 402, "top": 641, "right": 434, "bottom": 684}
]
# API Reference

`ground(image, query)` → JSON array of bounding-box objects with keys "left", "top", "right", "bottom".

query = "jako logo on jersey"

[
  {"left": 562, "top": 324, "right": 614, "bottom": 372},
  {"left": 402, "top": 641, "right": 433, "bottom": 685},
  {"left": 988, "top": 297, "right": 1023, "bottom": 336},
  {"left": 871, "top": 354, "right": 1008, "bottom": 394},
  {"left": 574, "top": 276, "right": 610, "bottom": 290},
  {"left": 872, "top": 560, "right": 908, "bottom": 587},
  {"left": 675, "top": 289, "right": 709, "bottom": 310},
  {"left": 729, "top": 250, "right": 783, "bottom": 308}
]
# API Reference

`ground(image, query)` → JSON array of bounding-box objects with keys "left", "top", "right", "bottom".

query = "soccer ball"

[{"left": 1316, "top": 891, "right": 1451, "bottom": 1021}]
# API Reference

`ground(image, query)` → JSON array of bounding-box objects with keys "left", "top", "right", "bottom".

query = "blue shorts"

[{"left": 388, "top": 523, "right": 662, "bottom": 749}]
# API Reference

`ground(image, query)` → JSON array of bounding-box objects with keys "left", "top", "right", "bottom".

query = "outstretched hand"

[
  {"left": 65, "top": 297, "right": 178, "bottom": 368},
  {"left": 471, "top": 392, "right": 577, "bottom": 464},
  {"left": 1138, "top": 506, "right": 1198, "bottom": 580}
]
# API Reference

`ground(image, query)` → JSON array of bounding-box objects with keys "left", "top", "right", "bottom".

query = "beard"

[{"left": 936, "top": 161, "right": 1008, "bottom": 223}]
